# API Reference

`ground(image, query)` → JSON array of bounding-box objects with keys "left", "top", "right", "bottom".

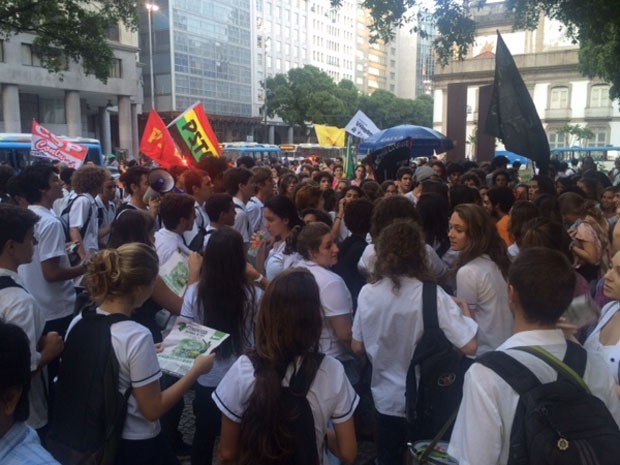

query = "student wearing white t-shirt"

[
  {"left": 59, "top": 244, "right": 214, "bottom": 465},
  {"left": 295, "top": 222, "right": 358, "bottom": 384},
  {"left": 180, "top": 227, "right": 259, "bottom": 465},
  {"left": 223, "top": 167, "right": 255, "bottom": 246},
  {"left": 154, "top": 194, "right": 195, "bottom": 264},
  {"left": 68, "top": 166, "right": 108, "bottom": 260},
  {"left": 352, "top": 220, "right": 478, "bottom": 465},
  {"left": 0, "top": 204, "right": 64, "bottom": 432},
  {"left": 214, "top": 269, "right": 358, "bottom": 465},
  {"left": 448, "top": 203, "right": 514, "bottom": 355},
  {"left": 181, "top": 169, "right": 213, "bottom": 249}
]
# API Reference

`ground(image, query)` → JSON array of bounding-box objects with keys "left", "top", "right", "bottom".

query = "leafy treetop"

[
  {"left": 330, "top": 0, "right": 620, "bottom": 100},
  {"left": 0, "top": 0, "right": 138, "bottom": 82}
]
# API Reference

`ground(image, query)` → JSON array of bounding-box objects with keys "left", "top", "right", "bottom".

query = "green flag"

[{"left": 344, "top": 135, "right": 355, "bottom": 179}]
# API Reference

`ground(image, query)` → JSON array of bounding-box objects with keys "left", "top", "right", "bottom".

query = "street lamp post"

[{"left": 145, "top": 2, "right": 160, "bottom": 110}]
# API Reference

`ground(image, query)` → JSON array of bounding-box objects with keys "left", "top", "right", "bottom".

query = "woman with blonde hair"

[
  {"left": 448, "top": 203, "right": 512, "bottom": 355},
  {"left": 52, "top": 243, "right": 214, "bottom": 465}
]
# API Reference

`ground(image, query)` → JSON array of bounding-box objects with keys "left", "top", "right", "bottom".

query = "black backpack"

[
  {"left": 0, "top": 275, "right": 24, "bottom": 291},
  {"left": 244, "top": 352, "right": 325, "bottom": 465},
  {"left": 477, "top": 342, "right": 620, "bottom": 465},
  {"left": 405, "top": 282, "right": 465, "bottom": 442},
  {"left": 187, "top": 206, "right": 215, "bottom": 253},
  {"left": 47, "top": 307, "right": 132, "bottom": 465},
  {"left": 60, "top": 194, "right": 93, "bottom": 242}
]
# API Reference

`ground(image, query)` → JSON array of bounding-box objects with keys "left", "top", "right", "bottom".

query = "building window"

[
  {"left": 590, "top": 85, "right": 610, "bottom": 108},
  {"left": 550, "top": 87, "right": 569, "bottom": 109},
  {"left": 587, "top": 126, "right": 609, "bottom": 146},
  {"left": 21, "top": 44, "right": 43, "bottom": 67},
  {"left": 548, "top": 130, "right": 566, "bottom": 148},
  {"left": 110, "top": 58, "right": 122, "bottom": 78},
  {"left": 107, "top": 24, "right": 120, "bottom": 42},
  {"left": 40, "top": 97, "right": 66, "bottom": 124}
]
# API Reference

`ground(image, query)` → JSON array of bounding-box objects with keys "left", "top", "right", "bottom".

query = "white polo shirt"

[
  {"left": 297, "top": 260, "right": 353, "bottom": 358},
  {"left": 246, "top": 196, "right": 265, "bottom": 235},
  {"left": 449, "top": 329, "right": 620, "bottom": 465},
  {"left": 68, "top": 193, "right": 99, "bottom": 255},
  {"left": 455, "top": 255, "right": 513, "bottom": 355},
  {"left": 232, "top": 196, "right": 251, "bottom": 242},
  {"left": 182, "top": 201, "right": 210, "bottom": 247},
  {"left": 352, "top": 277, "right": 477, "bottom": 417},
  {"left": 357, "top": 243, "right": 448, "bottom": 281},
  {"left": 155, "top": 228, "right": 190, "bottom": 265},
  {"left": 18, "top": 205, "right": 76, "bottom": 322}
]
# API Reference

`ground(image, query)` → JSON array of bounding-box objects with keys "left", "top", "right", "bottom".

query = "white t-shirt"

[
  {"left": 68, "top": 193, "right": 99, "bottom": 255},
  {"left": 584, "top": 301, "right": 620, "bottom": 383},
  {"left": 95, "top": 195, "right": 116, "bottom": 246},
  {"left": 455, "top": 255, "right": 513, "bottom": 355},
  {"left": 353, "top": 277, "right": 478, "bottom": 417},
  {"left": 297, "top": 260, "right": 352, "bottom": 358},
  {"left": 246, "top": 196, "right": 266, "bottom": 235},
  {"left": 232, "top": 197, "right": 251, "bottom": 243},
  {"left": 213, "top": 354, "right": 359, "bottom": 465},
  {"left": 180, "top": 283, "right": 259, "bottom": 387},
  {"left": 0, "top": 269, "right": 48, "bottom": 429},
  {"left": 449, "top": 329, "right": 620, "bottom": 465},
  {"left": 264, "top": 240, "right": 302, "bottom": 280},
  {"left": 18, "top": 205, "right": 76, "bottom": 321},
  {"left": 67, "top": 310, "right": 163, "bottom": 440},
  {"left": 357, "top": 243, "right": 448, "bottom": 281},
  {"left": 155, "top": 228, "right": 190, "bottom": 265}
]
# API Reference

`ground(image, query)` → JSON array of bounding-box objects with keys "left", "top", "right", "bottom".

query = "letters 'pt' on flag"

[
  {"left": 345, "top": 110, "right": 380, "bottom": 140},
  {"left": 31, "top": 121, "right": 87, "bottom": 168},
  {"left": 485, "top": 32, "right": 550, "bottom": 171},
  {"left": 314, "top": 124, "right": 346, "bottom": 147},
  {"left": 168, "top": 102, "right": 221, "bottom": 163},
  {"left": 140, "top": 109, "right": 184, "bottom": 169}
]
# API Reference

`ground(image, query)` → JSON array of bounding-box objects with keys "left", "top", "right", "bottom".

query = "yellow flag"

[{"left": 314, "top": 124, "right": 346, "bottom": 147}]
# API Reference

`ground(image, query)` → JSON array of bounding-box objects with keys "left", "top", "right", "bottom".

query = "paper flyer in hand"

[
  {"left": 159, "top": 250, "right": 189, "bottom": 296},
  {"left": 158, "top": 320, "right": 229, "bottom": 377}
]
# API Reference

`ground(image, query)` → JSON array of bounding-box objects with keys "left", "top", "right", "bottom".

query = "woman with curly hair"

[
  {"left": 214, "top": 269, "right": 359, "bottom": 465},
  {"left": 449, "top": 203, "right": 512, "bottom": 355},
  {"left": 352, "top": 220, "right": 477, "bottom": 465}
]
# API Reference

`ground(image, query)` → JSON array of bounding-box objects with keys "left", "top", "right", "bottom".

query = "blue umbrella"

[{"left": 358, "top": 124, "right": 454, "bottom": 157}]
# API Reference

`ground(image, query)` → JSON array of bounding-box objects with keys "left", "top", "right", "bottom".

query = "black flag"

[{"left": 486, "top": 32, "right": 549, "bottom": 173}]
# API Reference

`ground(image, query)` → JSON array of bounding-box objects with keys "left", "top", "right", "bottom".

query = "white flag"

[{"left": 345, "top": 110, "right": 380, "bottom": 140}]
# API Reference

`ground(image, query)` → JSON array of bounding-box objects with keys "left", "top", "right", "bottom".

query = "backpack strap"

[
  {"left": 0, "top": 275, "right": 25, "bottom": 291},
  {"left": 512, "top": 345, "right": 591, "bottom": 393},
  {"left": 476, "top": 351, "right": 542, "bottom": 395},
  {"left": 289, "top": 353, "right": 326, "bottom": 396},
  {"left": 63, "top": 194, "right": 93, "bottom": 238},
  {"left": 421, "top": 282, "right": 438, "bottom": 330}
]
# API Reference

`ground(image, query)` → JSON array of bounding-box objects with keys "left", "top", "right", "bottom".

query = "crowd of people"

[{"left": 1, "top": 151, "right": 620, "bottom": 465}]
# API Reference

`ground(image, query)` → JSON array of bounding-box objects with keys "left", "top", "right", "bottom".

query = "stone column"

[
  {"left": 131, "top": 103, "right": 139, "bottom": 158},
  {"left": 268, "top": 125, "right": 275, "bottom": 144},
  {"left": 65, "top": 90, "right": 81, "bottom": 137},
  {"left": 117, "top": 96, "right": 132, "bottom": 159},
  {"left": 2, "top": 85, "right": 21, "bottom": 133},
  {"left": 287, "top": 126, "right": 294, "bottom": 144},
  {"left": 99, "top": 107, "right": 112, "bottom": 156}
]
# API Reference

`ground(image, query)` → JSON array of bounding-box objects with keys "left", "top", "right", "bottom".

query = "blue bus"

[
  {"left": 0, "top": 133, "right": 104, "bottom": 172},
  {"left": 220, "top": 143, "right": 282, "bottom": 164},
  {"left": 550, "top": 146, "right": 620, "bottom": 172}
]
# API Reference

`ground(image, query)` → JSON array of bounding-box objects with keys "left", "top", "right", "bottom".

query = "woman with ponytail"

[{"left": 214, "top": 269, "right": 359, "bottom": 465}]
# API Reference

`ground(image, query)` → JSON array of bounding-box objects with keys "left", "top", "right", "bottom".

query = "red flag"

[
  {"left": 31, "top": 121, "right": 88, "bottom": 168},
  {"left": 140, "top": 110, "right": 184, "bottom": 168}
]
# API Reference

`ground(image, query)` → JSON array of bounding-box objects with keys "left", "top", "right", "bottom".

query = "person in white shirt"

[
  {"left": 201, "top": 193, "right": 236, "bottom": 247},
  {"left": 59, "top": 244, "right": 214, "bottom": 465},
  {"left": 116, "top": 166, "right": 151, "bottom": 217},
  {"left": 449, "top": 247, "right": 620, "bottom": 465},
  {"left": 17, "top": 165, "right": 84, "bottom": 396},
  {"left": 352, "top": 220, "right": 478, "bottom": 465},
  {"left": 95, "top": 176, "right": 117, "bottom": 248},
  {"left": 154, "top": 193, "right": 195, "bottom": 264},
  {"left": 246, "top": 167, "right": 275, "bottom": 235},
  {"left": 68, "top": 166, "right": 108, "bottom": 260},
  {"left": 214, "top": 269, "right": 359, "bottom": 465},
  {"left": 52, "top": 167, "right": 75, "bottom": 216},
  {"left": 182, "top": 169, "right": 213, "bottom": 249},
  {"left": 180, "top": 227, "right": 259, "bottom": 465},
  {"left": 223, "top": 167, "right": 254, "bottom": 246},
  {"left": 0, "top": 204, "right": 64, "bottom": 432},
  {"left": 448, "top": 203, "right": 513, "bottom": 355},
  {"left": 295, "top": 222, "right": 356, "bottom": 379}
]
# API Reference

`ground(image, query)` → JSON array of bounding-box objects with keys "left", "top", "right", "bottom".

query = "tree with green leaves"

[
  {"left": 265, "top": 65, "right": 433, "bottom": 130},
  {"left": 331, "top": 0, "right": 620, "bottom": 99},
  {"left": 0, "top": 0, "right": 137, "bottom": 82},
  {"left": 557, "top": 124, "right": 595, "bottom": 147}
]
